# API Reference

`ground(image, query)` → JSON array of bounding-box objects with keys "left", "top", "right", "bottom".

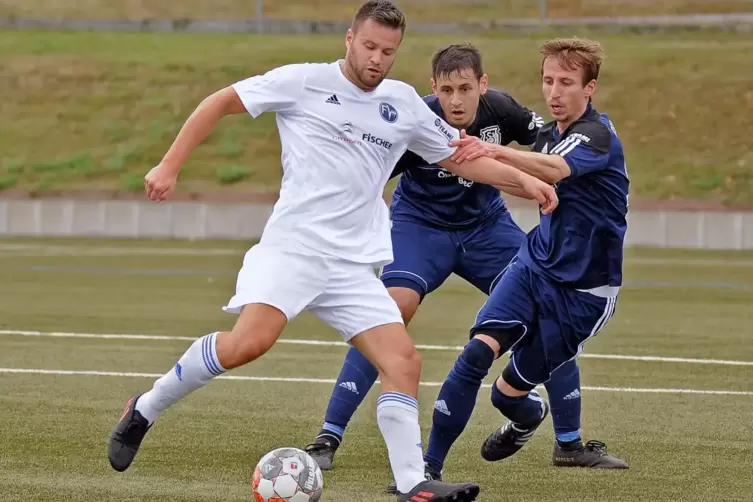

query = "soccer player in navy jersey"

[
  {"left": 441, "top": 37, "right": 630, "bottom": 471},
  {"left": 304, "top": 43, "right": 627, "bottom": 483}
]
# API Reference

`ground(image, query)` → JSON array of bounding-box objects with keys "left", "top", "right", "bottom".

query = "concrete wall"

[{"left": 1, "top": 198, "right": 752, "bottom": 249}]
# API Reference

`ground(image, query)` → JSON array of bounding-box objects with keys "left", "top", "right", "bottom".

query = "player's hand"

[
  {"left": 144, "top": 164, "right": 179, "bottom": 202},
  {"left": 521, "top": 177, "right": 558, "bottom": 215},
  {"left": 449, "top": 130, "right": 493, "bottom": 163}
]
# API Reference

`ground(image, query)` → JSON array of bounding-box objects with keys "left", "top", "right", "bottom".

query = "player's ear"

[
  {"left": 430, "top": 78, "right": 439, "bottom": 96},
  {"left": 345, "top": 28, "right": 354, "bottom": 50},
  {"left": 479, "top": 74, "right": 489, "bottom": 94},
  {"left": 584, "top": 79, "right": 597, "bottom": 99}
]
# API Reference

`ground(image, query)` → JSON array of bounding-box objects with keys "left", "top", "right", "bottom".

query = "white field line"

[
  {"left": 1, "top": 367, "right": 751, "bottom": 396},
  {"left": 1, "top": 243, "right": 752, "bottom": 267},
  {"left": 2, "top": 330, "right": 753, "bottom": 367},
  {"left": 0, "top": 244, "right": 241, "bottom": 256}
]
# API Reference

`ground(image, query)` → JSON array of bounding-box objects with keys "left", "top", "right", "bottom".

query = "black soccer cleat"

[
  {"left": 304, "top": 435, "right": 339, "bottom": 471},
  {"left": 108, "top": 394, "right": 152, "bottom": 472},
  {"left": 553, "top": 439, "right": 629, "bottom": 469},
  {"left": 481, "top": 400, "right": 550, "bottom": 462},
  {"left": 397, "top": 479, "right": 480, "bottom": 502},
  {"left": 386, "top": 463, "right": 442, "bottom": 494}
]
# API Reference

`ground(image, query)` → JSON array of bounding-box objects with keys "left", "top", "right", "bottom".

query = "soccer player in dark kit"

[
  {"left": 304, "top": 43, "right": 627, "bottom": 487},
  {"left": 437, "top": 36, "right": 630, "bottom": 474}
]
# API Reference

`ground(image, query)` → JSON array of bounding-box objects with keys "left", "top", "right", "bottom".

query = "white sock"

[
  {"left": 135, "top": 332, "right": 225, "bottom": 424},
  {"left": 376, "top": 392, "right": 426, "bottom": 494}
]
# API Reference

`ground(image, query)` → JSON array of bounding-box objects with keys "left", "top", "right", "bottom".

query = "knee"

[
  {"left": 451, "top": 338, "right": 496, "bottom": 382},
  {"left": 381, "top": 344, "right": 422, "bottom": 381},
  {"left": 472, "top": 327, "right": 524, "bottom": 357}
]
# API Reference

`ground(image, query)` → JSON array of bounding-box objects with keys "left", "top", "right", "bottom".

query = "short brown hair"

[
  {"left": 431, "top": 43, "right": 484, "bottom": 81},
  {"left": 352, "top": 0, "right": 406, "bottom": 34},
  {"left": 540, "top": 38, "right": 603, "bottom": 85}
]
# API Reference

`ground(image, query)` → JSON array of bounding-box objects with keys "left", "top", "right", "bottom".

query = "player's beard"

[{"left": 347, "top": 50, "right": 390, "bottom": 90}]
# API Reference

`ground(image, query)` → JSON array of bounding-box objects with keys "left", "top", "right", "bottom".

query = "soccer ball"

[{"left": 252, "top": 447, "right": 323, "bottom": 502}]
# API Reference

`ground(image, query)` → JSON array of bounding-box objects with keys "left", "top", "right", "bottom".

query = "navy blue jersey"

[
  {"left": 390, "top": 89, "right": 542, "bottom": 229},
  {"left": 518, "top": 105, "right": 629, "bottom": 289}
]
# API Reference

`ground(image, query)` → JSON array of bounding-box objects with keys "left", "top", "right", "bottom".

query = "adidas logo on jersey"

[
  {"left": 326, "top": 94, "right": 341, "bottom": 105},
  {"left": 563, "top": 389, "right": 581, "bottom": 400},
  {"left": 338, "top": 381, "right": 359, "bottom": 394},
  {"left": 434, "top": 399, "right": 451, "bottom": 416}
]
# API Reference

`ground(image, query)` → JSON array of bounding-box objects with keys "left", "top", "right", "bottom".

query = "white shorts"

[{"left": 223, "top": 243, "right": 404, "bottom": 341}]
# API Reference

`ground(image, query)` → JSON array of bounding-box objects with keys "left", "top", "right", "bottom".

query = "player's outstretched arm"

[
  {"left": 438, "top": 156, "right": 558, "bottom": 214},
  {"left": 449, "top": 135, "right": 570, "bottom": 185},
  {"left": 491, "top": 146, "right": 571, "bottom": 184},
  {"left": 492, "top": 181, "right": 540, "bottom": 201},
  {"left": 145, "top": 87, "right": 247, "bottom": 201}
]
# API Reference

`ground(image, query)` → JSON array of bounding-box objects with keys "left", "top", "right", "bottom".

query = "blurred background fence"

[{"left": 2, "top": 0, "right": 753, "bottom": 28}]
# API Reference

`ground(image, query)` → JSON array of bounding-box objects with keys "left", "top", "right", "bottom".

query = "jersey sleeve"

[
  {"left": 510, "top": 105, "right": 544, "bottom": 146},
  {"left": 501, "top": 95, "right": 544, "bottom": 147},
  {"left": 552, "top": 121, "right": 611, "bottom": 178},
  {"left": 406, "top": 90, "right": 459, "bottom": 164},
  {"left": 231, "top": 64, "right": 305, "bottom": 117}
]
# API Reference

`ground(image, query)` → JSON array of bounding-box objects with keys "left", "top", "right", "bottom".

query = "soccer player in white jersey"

[{"left": 107, "top": 2, "right": 557, "bottom": 500}]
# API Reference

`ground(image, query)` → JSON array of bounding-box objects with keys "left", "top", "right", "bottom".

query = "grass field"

[
  {"left": 3, "top": 0, "right": 753, "bottom": 21},
  {"left": 1, "top": 237, "right": 753, "bottom": 501},
  {"left": 1, "top": 30, "right": 752, "bottom": 203}
]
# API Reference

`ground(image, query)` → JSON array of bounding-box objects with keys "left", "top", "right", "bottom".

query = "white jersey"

[{"left": 232, "top": 61, "right": 459, "bottom": 267}]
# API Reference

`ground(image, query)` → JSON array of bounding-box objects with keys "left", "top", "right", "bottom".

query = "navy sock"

[
  {"left": 424, "top": 339, "right": 495, "bottom": 473},
  {"left": 320, "top": 346, "right": 379, "bottom": 444},
  {"left": 544, "top": 359, "right": 582, "bottom": 444},
  {"left": 490, "top": 380, "right": 547, "bottom": 428}
]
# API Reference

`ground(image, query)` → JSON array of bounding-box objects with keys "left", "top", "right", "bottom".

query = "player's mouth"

[
  {"left": 366, "top": 68, "right": 381, "bottom": 78},
  {"left": 450, "top": 110, "right": 465, "bottom": 119},
  {"left": 550, "top": 104, "right": 565, "bottom": 114}
]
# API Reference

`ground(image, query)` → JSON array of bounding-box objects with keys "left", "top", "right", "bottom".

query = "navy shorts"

[
  {"left": 381, "top": 212, "right": 525, "bottom": 298},
  {"left": 471, "top": 259, "right": 617, "bottom": 389}
]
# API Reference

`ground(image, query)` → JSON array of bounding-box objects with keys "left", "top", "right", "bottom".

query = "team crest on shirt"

[
  {"left": 379, "top": 102, "right": 398, "bottom": 123},
  {"left": 479, "top": 125, "right": 502, "bottom": 144}
]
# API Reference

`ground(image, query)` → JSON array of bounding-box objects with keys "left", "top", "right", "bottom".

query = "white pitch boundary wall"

[{"left": 1, "top": 198, "right": 752, "bottom": 250}]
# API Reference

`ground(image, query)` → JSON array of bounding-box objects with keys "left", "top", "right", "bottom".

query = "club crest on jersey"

[
  {"left": 379, "top": 102, "right": 398, "bottom": 123},
  {"left": 479, "top": 125, "right": 501, "bottom": 145}
]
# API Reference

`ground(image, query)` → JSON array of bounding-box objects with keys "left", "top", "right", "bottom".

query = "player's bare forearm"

[
  {"left": 493, "top": 145, "right": 571, "bottom": 184},
  {"left": 493, "top": 182, "right": 535, "bottom": 200},
  {"left": 160, "top": 87, "right": 247, "bottom": 173},
  {"left": 438, "top": 156, "right": 525, "bottom": 188}
]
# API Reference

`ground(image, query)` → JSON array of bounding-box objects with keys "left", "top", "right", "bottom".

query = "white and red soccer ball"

[{"left": 252, "top": 447, "right": 323, "bottom": 502}]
